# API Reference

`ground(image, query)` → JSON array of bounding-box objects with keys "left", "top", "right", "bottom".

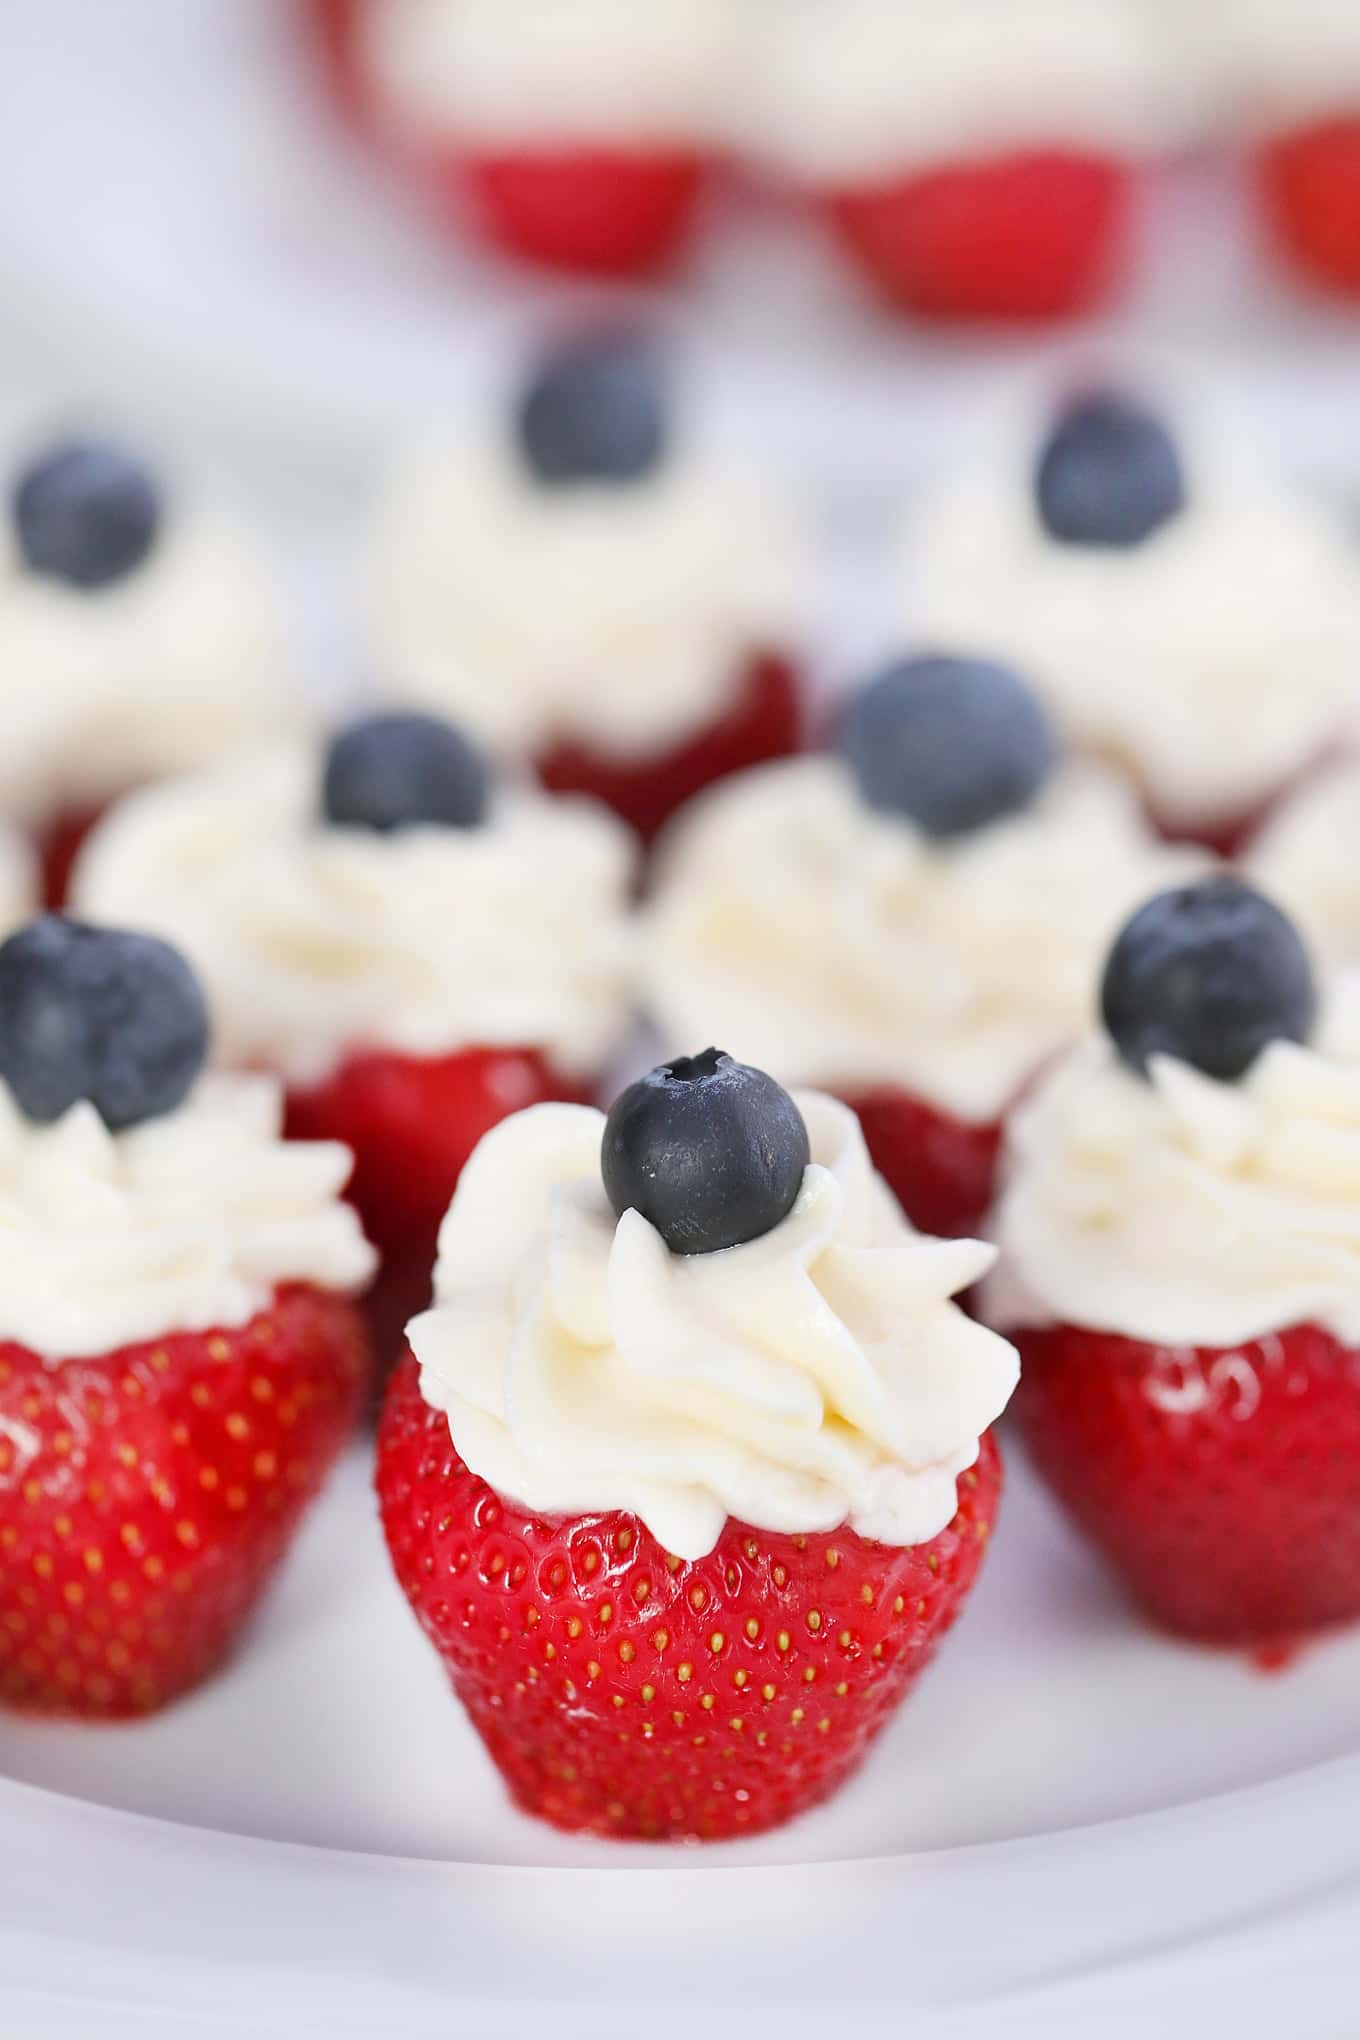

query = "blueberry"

[
  {"left": 13, "top": 439, "right": 161, "bottom": 590},
  {"left": 0, "top": 916, "right": 210, "bottom": 1131},
  {"left": 517, "top": 333, "right": 667, "bottom": 488},
  {"left": 838, "top": 653, "right": 1057, "bottom": 839},
  {"left": 1035, "top": 391, "right": 1186, "bottom": 548},
  {"left": 1101, "top": 876, "right": 1316, "bottom": 1082},
  {"left": 323, "top": 713, "right": 490, "bottom": 835},
  {"left": 602, "top": 1049, "right": 811, "bottom": 1256}
]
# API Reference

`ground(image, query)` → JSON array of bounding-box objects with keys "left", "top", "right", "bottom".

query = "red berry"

[
  {"left": 301, "top": 0, "right": 370, "bottom": 126},
  {"left": 0, "top": 1284, "right": 366, "bottom": 1718},
  {"left": 39, "top": 802, "right": 108, "bottom": 910},
  {"left": 453, "top": 146, "right": 707, "bottom": 277},
  {"left": 285, "top": 1047, "right": 592, "bottom": 1362},
  {"left": 537, "top": 652, "right": 802, "bottom": 846},
  {"left": 1258, "top": 119, "right": 1360, "bottom": 298},
  {"left": 1012, "top": 1320, "right": 1360, "bottom": 1648},
  {"left": 838, "top": 1085, "right": 1002, "bottom": 1239},
  {"left": 829, "top": 149, "right": 1129, "bottom": 322},
  {"left": 377, "top": 1352, "right": 1002, "bottom": 1842}
]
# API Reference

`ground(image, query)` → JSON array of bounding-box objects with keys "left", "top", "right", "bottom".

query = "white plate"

[{"left": 2, "top": 6, "right": 1360, "bottom": 2031}]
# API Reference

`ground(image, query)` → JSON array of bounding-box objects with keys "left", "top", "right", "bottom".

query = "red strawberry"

[
  {"left": 285, "top": 1047, "right": 592, "bottom": 1367},
  {"left": 453, "top": 146, "right": 707, "bottom": 277},
  {"left": 0, "top": 1284, "right": 366, "bottom": 1718},
  {"left": 828, "top": 149, "right": 1129, "bottom": 321},
  {"left": 537, "top": 653, "right": 802, "bottom": 847},
  {"left": 839, "top": 1085, "right": 1003, "bottom": 1240},
  {"left": 1012, "top": 1320, "right": 1360, "bottom": 1648},
  {"left": 1258, "top": 119, "right": 1360, "bottom": 298},
  {"left": 378, "top": 1352, "right": 1002, "bottom": 1842},
  {"left": 39, "top": 802, "right": 107, "bottom": 911},
  {"left": 302, "top": 0, "right": 368, "bottom": 125}
]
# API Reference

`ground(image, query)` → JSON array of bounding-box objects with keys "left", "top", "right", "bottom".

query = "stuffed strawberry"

[
  {"left": 0, "top": 916, "right": 374, "bottom": 1716},
  {"left": 378, "top": 1054, "right": 1017, "bottom": 1840},
  {"left": 367, "top": 331, "right": 804, "bottom": 846},
  {"left": 643, "top": 658, "right": 1198, "bottom": 1238},
  {"left": 992, "top": 875, "right": 1360, "bottom": 1648},
  {"left": 73, "top": 715, "right": 635, "bottom": 1371},
  {"left": 309, "top": 0, "right": 731, "bottom": 277}
]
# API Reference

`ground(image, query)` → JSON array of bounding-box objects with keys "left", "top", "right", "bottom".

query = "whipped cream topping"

[
  {"left": 990, "top": 986, "right": 1360, "bottom": 1348},
  {"left": 749, "top": 0, "right": 1190, "bottom": 184},
  {"left": 411, "top": 1093, "right": 1018, "bottom": 1560},
  {"left": 0, "top": 1073, "right": 374, "bottom": 1359},
  {"left": 643, "top": 755, "right": 1203, "bottom": 1125},
  {"left": 1194, "top": 0, "right": 1360, "bottom": 133},
  {"left": 369, "top": 442, "right": 800, "bottom": 765},
  {"left": 910, "top": 466, "right": 1360, "bottom": 831},
  {"left": 359, "top": 0, "right": 740, "bottom": 149},
  {"left": 1249, "top": 762, "right": 1360, "bottom": 969},
  {"left": 0, "top": 514, "right": 303, "bottom": 826},
  {"left": 73, "top": 748, "right": 637, "bottom": 1088}
]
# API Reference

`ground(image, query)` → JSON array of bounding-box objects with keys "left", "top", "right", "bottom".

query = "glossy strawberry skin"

[
  {"left": 0, "top": 1285, "right": 366, "bottom": 1718},
  {"left": 838, "top": 1085, "right": 1003, "bottom": 1240},
  {"left": 456, "top": 146, "right": 708, "bottom": 277},
  {"left": 378, "top": 1353, "right": 1002, "bottom": 1842},
  {"left": 829, "top": 150, "right": 1129, "bottom": 321},
  {"left": 39, "top": 803, "right": 107, "bottom": 910},
  {"left": 1258, "top": 119, "right": 1360, "bottom": 297},
  {"left": 537, "top": 653, "right": 802, "bottom": 847},
  {"left": 1013, "top": 1320, "right": 1360, "bottom": 1648},
  {"left": 285, "top": 1048, "right": 591, "bottom": 1369}
]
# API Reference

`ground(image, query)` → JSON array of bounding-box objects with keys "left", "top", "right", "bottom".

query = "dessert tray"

[{"left": 2, "top": 5, "right": 1360, "bottom": 2035}]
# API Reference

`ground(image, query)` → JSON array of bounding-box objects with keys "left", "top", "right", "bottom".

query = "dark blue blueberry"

[
  {"left": 322, "top": 713, "right": 490, "bottom": 835},
  {"left": 838, "top": 653, "right": 1057, "bottom": 839},
  {"left": 1101, "top": 876, "right": 1316, "bottom": 1082},
  {"left": 602, "top": 1049, "right": 811, "bottom": 1256},
  {"left": 1035, "top": 391, "right": 1186, "bottom": 548},
  {"left": 517, "top": 333, "right": 667, "bottom": 488},
  {"left": 13, "top": 439, "right": 161, "bottom": 590},
  {"left": 0, "top": 916, "right": 210, "bottom": 1130}
]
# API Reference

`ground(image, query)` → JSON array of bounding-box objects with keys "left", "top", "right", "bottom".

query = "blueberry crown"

[
  {"left": 1101, "top": 875, "right": 1317, "bottom": 1083},
  {"left": 13, "top": 437, "right": 161, "bottom": 590},
  {"left": 322, "top": 712, "right": 490, "bottom": 835},
  {"left": 0, "top": 915, "right": 210, "bottom": 1132},
  {"left": 602, "top": 1049, "right": 810, "bottom": 1256},
  {"left": 517, "top": 332, "right": 668, "bottom": 489}
]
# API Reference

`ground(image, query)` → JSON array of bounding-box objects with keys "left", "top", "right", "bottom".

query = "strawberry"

[
  {"left": 38, "top": 802, "right": 106, "bottom": 910},
  {"left": 0, "top": 1284, "right": 366, "bottom": 1718},
  {"left": 829, "top": 149, "right": 1129, "bottom": 322},
  {"left": 1258, "top": 119, "right": 1360, "bottom": 298},
  {"left": 378, "top": 1353, "right": 1002, "bottom": 1842},
  {"left": 1012, "top": 1320, "right": 1360, "bottom": 1649},
  {"left": 302, "top": 0, "right": 368, "bottom": 126},
  {"left": 285, "top": 1047, "right": 592, "bottom": 1366},
  {"left": 838, "top": 1085, "right": 1003, "bottom": 1240},
  {"left": 537, "top": 653, "right": 802, "bottom": 847},
  {"left": 452, "top": 146, "right": 707, "bottom": 278}
]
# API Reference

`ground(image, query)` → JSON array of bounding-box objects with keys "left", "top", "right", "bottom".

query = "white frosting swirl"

[
  {"left": 411, "top": 1093, "right": 1018, "bottom": 1560},
  {"left": 1249, "top": 762, "right": 1360, "bottom": 970},
  {"left": 368, "top": 443, "right": 801, "bottom": 764},
  {"left": 1188, "top": 0, "right": 1360, "bottom": 135},
  {"left": 643, "top": 755, "right": 1203, "bottom": 1124},
  {"left": 0, "top": 1073, "right": 375, "bottom": 1359},
  {"left": 748, "top": 0, "right": 1191, "bottom": 184},
  {"left": 0, "top": 515, "right": 304, "bottom": 826},
  {"left": 910, "top": 468, "right": 1360, "bottom": 831},
  {"left": 359, "top": 0, "right": 740, "bottom": 149},
  {"left": 73, "top": 748, "right": 637, "bottom": 1087},
  {"left": 990, "top": 989, "right": 1360, "bottom": 1348}
]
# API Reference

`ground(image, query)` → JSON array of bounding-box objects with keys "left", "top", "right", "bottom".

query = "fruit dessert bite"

[
  {"left": 378, "top": 1051, "right": 1017, "bottom": 1841},
  {"left": 0, "top": 916, "right": 374, "bottom": 1717},
  {"left": 750, "top": 0, "right": 1181, "bottom": 321},
  {"left": 72, "top": 713, "right": 636, "bottom": 1366},
  {"left": 643, "top": 655, "right": 1200, "bottom": 1238},
  {"left": 0, "top": 435, "right": 302, "bottom": 905},
  {"left": 368, "top": 332, "right": 804, "bottom": 845},
  {"left": 911, "top": 389, "right": 1360, "bottom": 856},
  {"left": 328, "top": 0, "right": 735, "bottom": 276},
  {"left": 990, "top": 875, "right": 1360, "bottom": 1650}
]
